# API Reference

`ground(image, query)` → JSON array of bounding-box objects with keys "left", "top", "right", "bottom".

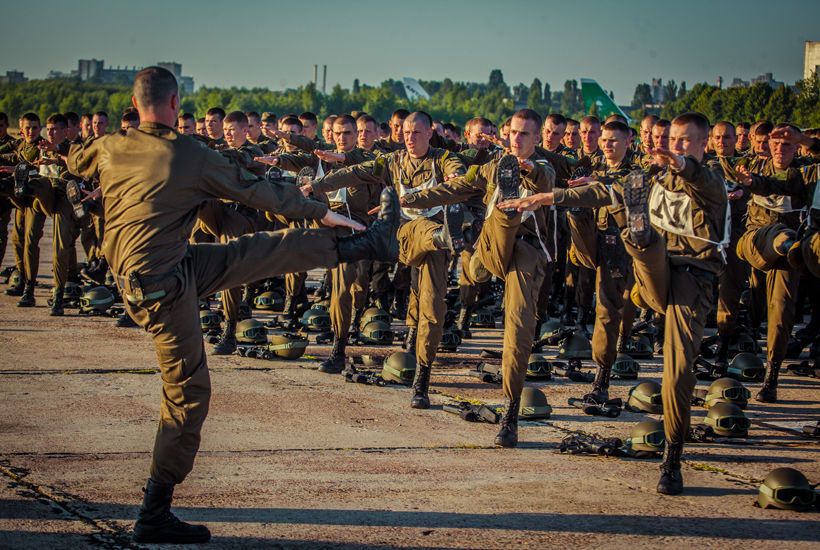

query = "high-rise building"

[{"left": 805, "top": 41, "right": 820, "bottom": 80}]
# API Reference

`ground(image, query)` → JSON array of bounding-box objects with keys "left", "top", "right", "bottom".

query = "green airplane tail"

[{"left": 580, "top": 79, "right": 630, "bottom": 122}]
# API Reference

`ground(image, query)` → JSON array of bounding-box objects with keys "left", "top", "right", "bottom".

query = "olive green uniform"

[
  {"left": 738, "top": 154, "right": 820, "bottom": 366},
  {"left": 623, "top": 157, "right": 728, "bottom": 445},
  {"left": 197, "top": 142, "right": 272, "bottom": 324},
  {"left": 0, "top": 138, "right": 48, "bottom": 285},
  {"left": 314, "top": 147, "right": 465, "bottom": 367},
  {"left": 278, "top": 148, "right": 381, "bottom": 339},
  {"left": 553, "top": 159, "right": 638, "bottom": 375},
  {"left": 403, "top": 154, "right": 556, "bottom": 402},
  {"left": 67, "top": 122, "right": 342, "bottom": 485},
  {"left": 0, "top": 134, "right": 16, "bottom": 265}
]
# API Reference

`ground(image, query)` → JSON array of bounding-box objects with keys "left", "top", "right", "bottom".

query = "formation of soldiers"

[{"left": 1, "top": 67, "right": 819, "bottom": 543}]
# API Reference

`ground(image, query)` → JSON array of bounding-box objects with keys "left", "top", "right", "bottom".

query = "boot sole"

[
  {"left": 495, "top": 155, "right": 521, "bottom": 207},
  {"left": 622, "top": 170, "right": 652, "bottom": 245},
  {"left": 13, "top": 163, "right": 32, "bottom": 197},
  {"left": 65, "top": 181, "right": 87, "bottom": 220}
]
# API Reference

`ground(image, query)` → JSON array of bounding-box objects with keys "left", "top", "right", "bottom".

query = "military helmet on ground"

[
  {"left": 612, "top": 354, "right": 640, "bottom": 379},
  {"left": 267, "top": 333, "right": 308, "bottom": 359},
  {"left": 627, "top": 419, "right": 665, "bottom": 453},
  {"left": 381, "top": 351, "right": 417, "bottom": 385},
  {"left": 200, "top": 309, "right": 223, "bottom": 332},
  {"left": 704, "top": 402, "right": 750, "bottom": 437},
  {"left": 557, "top": 332, "right": 592, "bottom": 360},
  {"left": 360, "top": 307, "right": 390, "bottom": 328},
  {"left": 626, "top": 381, "right": 663, "bottom": 414},
  {"left": 705, "top": 377, "right": 751, "bottom": 409},
  {"left": 526, "top": 354, "right": 552, "bottom": 380},
  {"left": 359, "top": 320, "right": 394, "bottom": 345},
  {"left": 79, "top": 286, "right": 114, "bottom": 314},
  {"left": 235, "top": 318, "right": 267, "bottom": 344},
  {"left": 300, "top": 307, "right": 331, "bottom": 331},
  {"left": 519, "top": 387, "right": 552, "bottom": 419},
  {"left": 727, "top": 352, "right": 765, "bottom": 382},
  {"left": 757, "top": 467, "right": 816, "bottom": 511}
]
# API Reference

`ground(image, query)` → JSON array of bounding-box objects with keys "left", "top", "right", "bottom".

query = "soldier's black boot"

[
  {"left": 756, "top": 361, "right": 781, "bottom": 403},
  {"left": 337, "top": 188, "right": 400, "bottom": 263},
  {"left": 576, "top": 307, "right": 592, "bottom": 338},
  {"left": 457, "top": 305, "right": 473, "bottom": 339},
  {"left": 714, "top": 333, "right": 731, "bottom": 375},
  {"left": 403, "top": 326, "right": 417, "bottom": 355},
  {"left": 319, "top": 335, "right": 347, "bottom": 374},
  {"left": 116, "top": 312, "right": 139, "bottom": 328},
  {"left": 5, "top": 275, "right": 24, "bottom": 296},
  {"left": 494, "top": 397, "right": 520, "bottom": 448},
  {"left": 657, "top": 441, "right": 684, "bottom": 495},
  {"left": 410, "top": 363, "right": 431, "bottom": 409},
  {"left": 281, "top": 295, "right": 298, "bottom": 330},
  {"left": 49, "top": 287, "right": 64, "bottom": 317},
  {"left": 623, "top": 170, "right": 653, "bottom": 248},
  {"left": 132, "top": 479, "right": 211, "bottom": 544},
  {"left": 213, "top": 320, "right": 237, "bottom": 355},
  {"left": 17, "top": 281, "right": 35, "bottom": 307},
  {"left": 583, "top": 366, "right": 611, "bottom": 402},
  {"left": 349, "top": 308, "right": 365, "bottom": 339}
]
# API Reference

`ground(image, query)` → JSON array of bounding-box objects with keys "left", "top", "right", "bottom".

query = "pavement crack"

[{"left": 0, "top": 459, "right": 138, "bottom": 548}]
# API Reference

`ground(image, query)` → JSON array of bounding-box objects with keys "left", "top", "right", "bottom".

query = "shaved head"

[
  {"left": 132, "top": 66, "right": 179, "bottom": 110},
  {"left": 405, "top": 111, "right": 433, "bottom": 130}
]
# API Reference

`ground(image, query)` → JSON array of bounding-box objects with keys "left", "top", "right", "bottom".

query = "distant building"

[
  {"left": 724, "top": 73, "right": 783, "bottom": 89},
  {"left": 70, "top": 59, "right": 195, "bottom": 92},
  {"left": 0, "top": 70, "right": 27, "bottom": 85},
  {"left": 805, "top": 41, "right": 820, "bottom": 80},
  {"left": 650, "top": 78, "right": 666, "bottom": 104}
]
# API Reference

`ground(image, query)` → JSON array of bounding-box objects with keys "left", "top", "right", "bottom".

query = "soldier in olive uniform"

[
  {"left": 303, "top": 111, "right": 466, "bottom": 409},
  {"left": 64, "top": 67, "right": 399, "bottom": 544}
]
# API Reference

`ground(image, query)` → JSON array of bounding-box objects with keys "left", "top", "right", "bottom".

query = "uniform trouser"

[
  {"left": 51, "top": 189, "right": 79, "bottom": 288},
  {"left": 11, "top": 204, "right": 46, "bottom": 282},
  {"left": 474, "top": 209, "right": 548, "bottom": 401},
  {"left": 738, "top": 225, "right": 800, "bottom": 363},
  {"left": 0, "top": 199, "right": 12, "bottom": 265},
  {"left": 80, "top": 214, "right": 102, "bottom": 262},
  {"left": 593, "top": 266, "right": 635, "bottom": 370},
  {"left": 624, "top": 232, "right": 713, "bottom": 445},
  {"left": 398, "top": 217, "right": 448, "bottom": 366},
  {"left": 369, "top": 261, "right": 393, "bottom": 296},
  {"left": 198, "top": 201, "right": 265, "bottom": 323},
  {"left": 330, "top": 259, "right": 369, "bottom": 337},
  {"left": 716, "top": 227, "right": 747, "bottom": 338},
  {"left": 123, "top": 228, "right": 339, "bottom": 485},
  {"left": 577, "top": 265, "right": 596, "bottom": 313},
  {"left": 458, "top": 249, "right": 479, "bottom": 309}
]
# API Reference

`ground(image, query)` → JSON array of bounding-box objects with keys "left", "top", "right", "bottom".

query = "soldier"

[
  {"left": 541, "top": 113, "right": 578, "bottom": 158},
  {"left": 321, "top": 115, "right": 337, "bottom": 147},
  {"left": 563, "top": 118, "right": 581, "bottom": 153},
  {"left": 735, "top": 123, "right": 819, "bottom": 402},
  {"left": 579, "top": 116, "right": 604, "bottom": 166},
  {"left": 256, "top": 112, "right": 280, "bottom": 154},
  {"left": 621, "top": 113, "right": 728, "bottom": 495},
  {"left": 121, "top": 110, "right": 140, "bottom": 132},
  {"left": 302, "top": 111, "right": 465, "bottom": 408},
  {"left": 33, "top": 114, "right": 81, "bottom": 315},
  {"left": 356, "top": 114, "right": 379, "bottom": 152},
  {"left": 63, "top": 66, "right": 399, "bottom": 544},
  {"left": 0, "top": 113, "right": 48, "bottom": 305},
  {"left": 299, "top": 112, "right": 320, "bottom": 141},
  {"left": 736, "top": 121, "right": 751, "bottom": 154},
  {"left": 0, "top": 112, "right": 15, "bottom": 272},
  {"left": 196, "top": 110, "right": 271, "bottom": 354},
  {"left": 176, "top": 112, "right": 196, "bottom": 135},
  {"left": 195, "top": 117, "right": 207, "bottom": 138},
  {"left": 706, "top": 121, "right": 750, "bottom": 370},
  {"left": 406, "top": 109, "right": 556, "bottom": 446},
  {"left": 64, "top": 112, "right": 81, "bottom": 143},
  {"left": 91, "top": 111, "right": 109, "bottom": 137},
  {"left": 499, "top": 120, "right": 638, "bottom": 404},
  {"left": 79, "top": 113, "right": 93, "bottom": 140},
  {"left": 256, "top": 115, "right": 382, "bottom": 371},
  {"left": 651, "top": 119, "right": 671, "bottom": 151},
  {"left": 374, "top": 109, "right": 409, "bottom": 153},
  {"left": 204, "top": 107, "right": 226, "bottom": 148}
]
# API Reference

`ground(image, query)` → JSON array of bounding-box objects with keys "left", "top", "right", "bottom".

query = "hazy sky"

[{"left": 2, "top": 0, "right": 817, "bottom": 103}]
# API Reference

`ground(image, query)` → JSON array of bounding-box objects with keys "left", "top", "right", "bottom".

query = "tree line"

[{"left": 0, "top": 70, "right": 817, "bottom": 130}]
